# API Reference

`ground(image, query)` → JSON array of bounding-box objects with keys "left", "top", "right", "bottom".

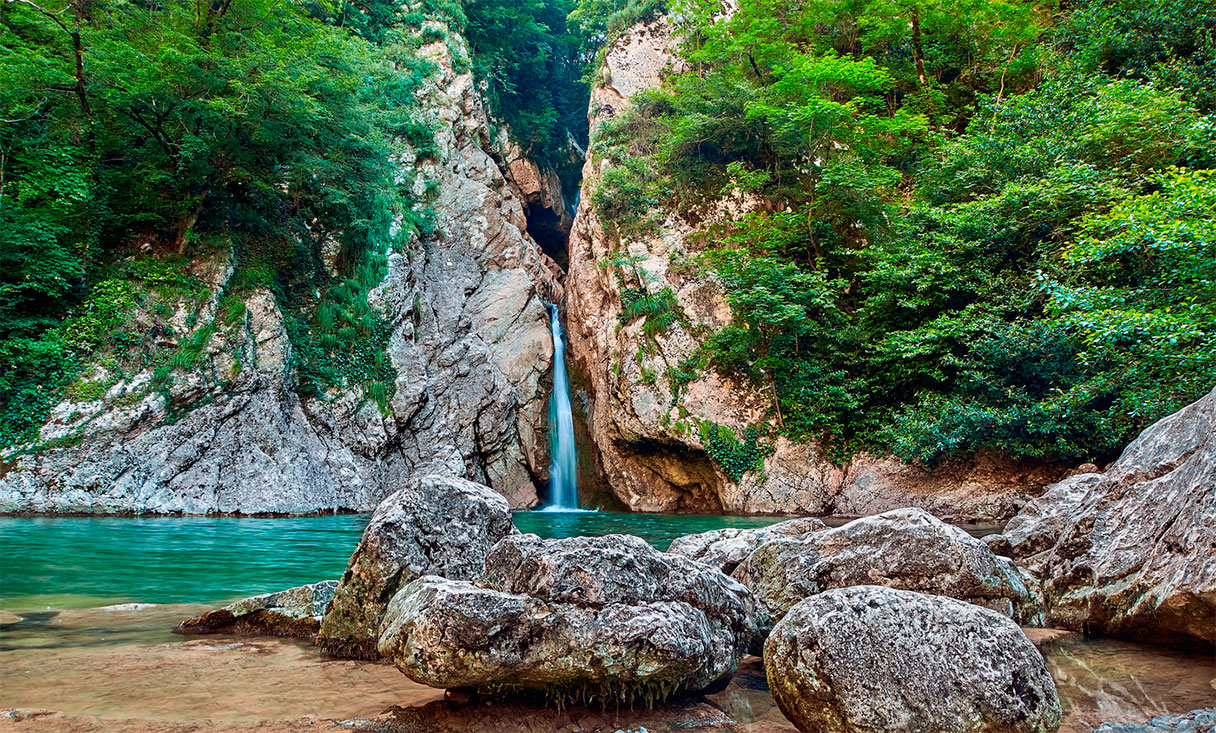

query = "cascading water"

[{"left": 543, "top": 303, "right": 580, "bottom": 511}]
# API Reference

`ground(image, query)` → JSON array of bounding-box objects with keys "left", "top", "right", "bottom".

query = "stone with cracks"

[
  {"left": 995, "top": 388, "right": 1215, "bottom": 650},
  {"left": 734, "top": 508, "right": 1032, "bottom": 632},
  {"left": 667, "top": 517, "right": 827, "bottom": 575},
  {"left": 765, "top": 585, "right": 1061, "bottom": 733},
  {"left": 377, "top": 533, "right": 757, "bottom": 706},
  {"left": 175, "top": 580, "right": 338, "bottom": 639},
  {"left": 316, "top": 475, "right": 516, "bottom": 659}
]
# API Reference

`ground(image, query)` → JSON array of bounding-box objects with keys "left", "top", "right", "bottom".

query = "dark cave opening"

[{"left": 526, "top": 203, "right": 570, "bottom": 270}]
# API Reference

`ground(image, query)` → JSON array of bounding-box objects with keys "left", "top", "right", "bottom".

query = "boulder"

[
  {"left": 765, "top": 585, "right": 1061, "bottom": 733},
  {"left": 995, "top": 388, "right": 1215, "bottom": 649},
  {"left": 1095, "top": 709, "right": 1216, "bottom": 733},
  {"left": 733, "top": 508, "right": 1032, "bottom": 632},
  {"left": 316, "top": 475, "right": 516, "bottom": 659},
  {"left": 175, "top": 580, "right": 337, "bottom": 639},
  {"left": 667, "top": 517, "right": 827, "bottom": 574},
  {"left": 377, "top": 533, "right": 757, "bottom": 706}
]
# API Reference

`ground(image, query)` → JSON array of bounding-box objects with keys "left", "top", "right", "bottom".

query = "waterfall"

[{"left": 543, "top": 303, "right": 580, "bottom": 510}]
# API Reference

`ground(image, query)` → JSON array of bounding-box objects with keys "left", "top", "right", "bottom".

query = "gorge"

[{"left": 1, "top": 0, "right": 1214, "bottom": 731}]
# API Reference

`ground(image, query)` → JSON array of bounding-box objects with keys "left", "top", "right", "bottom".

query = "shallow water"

[{"left": 1, "top": 513, "right": 1212, "bottom": 731}]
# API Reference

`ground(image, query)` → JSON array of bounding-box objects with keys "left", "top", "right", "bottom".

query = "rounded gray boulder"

[
  {"left": 377, "top": 533, "right": 758, "bottom": 706},
  {"left": 735, "top": 508, "right": 1033, "bottom": 633},
  {"left": 765, "top": 585, "right": 1061, "bottom": 733},
  {"left": 317, "top": 474, "right": 516, "bottom": 659}
]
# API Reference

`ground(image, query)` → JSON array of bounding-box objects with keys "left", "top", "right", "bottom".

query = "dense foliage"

[
  {"left": 0, "top": 0, "right": 593, "bottom": 447},
  {"left": 456, "top": 0, "right": 588, "bottom": 182},
  {"left": 591, "top": 0, "right": 1216, "bottom": 465}
]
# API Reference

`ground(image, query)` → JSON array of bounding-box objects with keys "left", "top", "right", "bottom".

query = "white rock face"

[
  {"left": 0, "top": 28, "right": 563, "bottom": 515},
  {"left": 563, "top": 18, "right": 1067, "bottom": 519},
  {"left": 994, "top": 388, "right": 1216, "bottom": 649},
  {"left": 764, "top": 586, "right": 1062, "bottom": 733}
]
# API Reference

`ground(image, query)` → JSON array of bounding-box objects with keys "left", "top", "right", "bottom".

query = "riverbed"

[{"left": 1, "top": 513, "right": 1212, "bottom": 732}]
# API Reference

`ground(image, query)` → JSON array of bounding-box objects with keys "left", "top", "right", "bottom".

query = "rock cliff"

[
  {"left": 564, "top": 19, "right": 1066, "bottom": 519},
  {"left": 992, "top": 388, "right": 1215, "bottom": 650},
  {"left": 0, "top": 28, "right": 565, "bottom": 514}
]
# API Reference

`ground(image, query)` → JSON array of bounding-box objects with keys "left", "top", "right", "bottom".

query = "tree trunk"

[{"left": 910, "top": 6, "right": 928, "bottom": 86}]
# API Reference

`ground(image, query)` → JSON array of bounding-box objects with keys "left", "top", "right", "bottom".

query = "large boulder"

[
  {"left": 995, "top": 388, "right": 1215, "bottom": 649},
  {"left": 377, "top": 533, "right": 757, "bottom": 706},
  {"left": 175, "top": 580, "right": 338, "bottom": 639},
  {"left": 667, "top": 517, "right": 827, "bottom": 575},
  {"left": 316, "top": 475, "right": 516, "bottom": 659},
  {"left": 734, "top": 508, "right": 1032, "bottom": 632},
  {"left": 765, "top": 586, "right": 1061, "bottom": 733}
]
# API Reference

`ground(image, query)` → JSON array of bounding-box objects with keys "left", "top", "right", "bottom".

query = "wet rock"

[
  {"left": 227, "top": 580, "right": 338, "bottom": 618},
  {"left": 317, "top": 475, "right": 516, "bottom": 659},
  {"left": 764, "top": 586, "right": 1061, "bottom": 733},
  {"left": 667, "top": 517, "right": 827, "bottom": 575},
  {"left": 995, "top": 388, "right": 1216, "bottom": 649},
  {"left": 734, "top": 508, "right": 1032, "bottom": 633},
  {"left": 377, "top": 534, "right": 757, "bottom": 705},
  {"left": 1095, "top": 708, "right": 1216, "bottom": 733},
  {"left": 175, "top": 580, "right": 338, "bottom": 639}
]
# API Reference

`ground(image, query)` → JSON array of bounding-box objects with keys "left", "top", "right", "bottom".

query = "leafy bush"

[
  {"left": 619, "top": 287, "right": 680, "bottom": 338},
  {"left": 695, "top": 419, "right": 771, "bottom": 483}
]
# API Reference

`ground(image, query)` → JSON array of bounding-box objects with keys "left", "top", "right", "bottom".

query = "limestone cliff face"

[
  {"left": 565, "top": 20, "right": 1065, "bottom": 520},
  {"left": 0, "top": 30, "right": 563, "bottom": 514}
]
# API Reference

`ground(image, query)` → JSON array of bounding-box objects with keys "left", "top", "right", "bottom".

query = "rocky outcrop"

[
  {"left": 1095, "top": 709, "right": 1216, "bottom": 733},
  {"left": 564, "top": 18, "right": 1066, "bottom": 520},
  {"left": 764, "top": 586, "right": 1061, "bottom": 733},
  {"left": 175, "top": 580, "right": 337, "bottom": 639},
  {"left": 667, "top": 517, "right": 827, "bottom": 575},
  {"left": 377, "top": 533, "right": 757, "bottom": 705},
  {"left": 316, "top": 475, "right": 516, "bottom": 659},
  {"left": 0, "top": 24, "right": 565, "bottom": 515},
  {"left": 992, "top": 388, "right": 1215, "bottom": 650},
  {"left": 733, "top": 509, "right": 1033, "bottom": 632}
]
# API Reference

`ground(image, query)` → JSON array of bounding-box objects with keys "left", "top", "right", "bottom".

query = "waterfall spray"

[{"left": 544, "top": 303, "right": 580, "bottom": 510}]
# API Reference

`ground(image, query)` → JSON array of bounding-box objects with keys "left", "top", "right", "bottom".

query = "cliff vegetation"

[{"left": 589, "top": 0, "right": 1215, "bottom": 468}]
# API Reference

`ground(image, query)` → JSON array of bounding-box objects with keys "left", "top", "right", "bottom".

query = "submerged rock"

[
  {"left": 667, "top": 517, "right": 827, "bottom": 575},
  {"left": 733, "top": 508, "right": 1032, "bottom": 633},
  {"left": 316, "top": 475, "right": 516, "bottom": 659},
  {"left": 1095, "top": 708, "right": 1216, "bottom": 733},
  {"left": 995, "top": 388, "right": 1215, "bottom": 649},
  {"left": 175, "top": 580, "right": 338, "bottom": 639},
  {"left": 377, "top": 533, "right": 757, "bottom": 706},
  {"left": 765, "top": 585, "right": 1061, "bottom": 733}
]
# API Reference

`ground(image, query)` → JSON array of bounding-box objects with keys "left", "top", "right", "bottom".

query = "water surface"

[
  {"left": 0, "top": 512, "right": 796, "bottom": 609},
  {"left": 0, "top": 513, "right": 1212, "bottom": 732}
]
